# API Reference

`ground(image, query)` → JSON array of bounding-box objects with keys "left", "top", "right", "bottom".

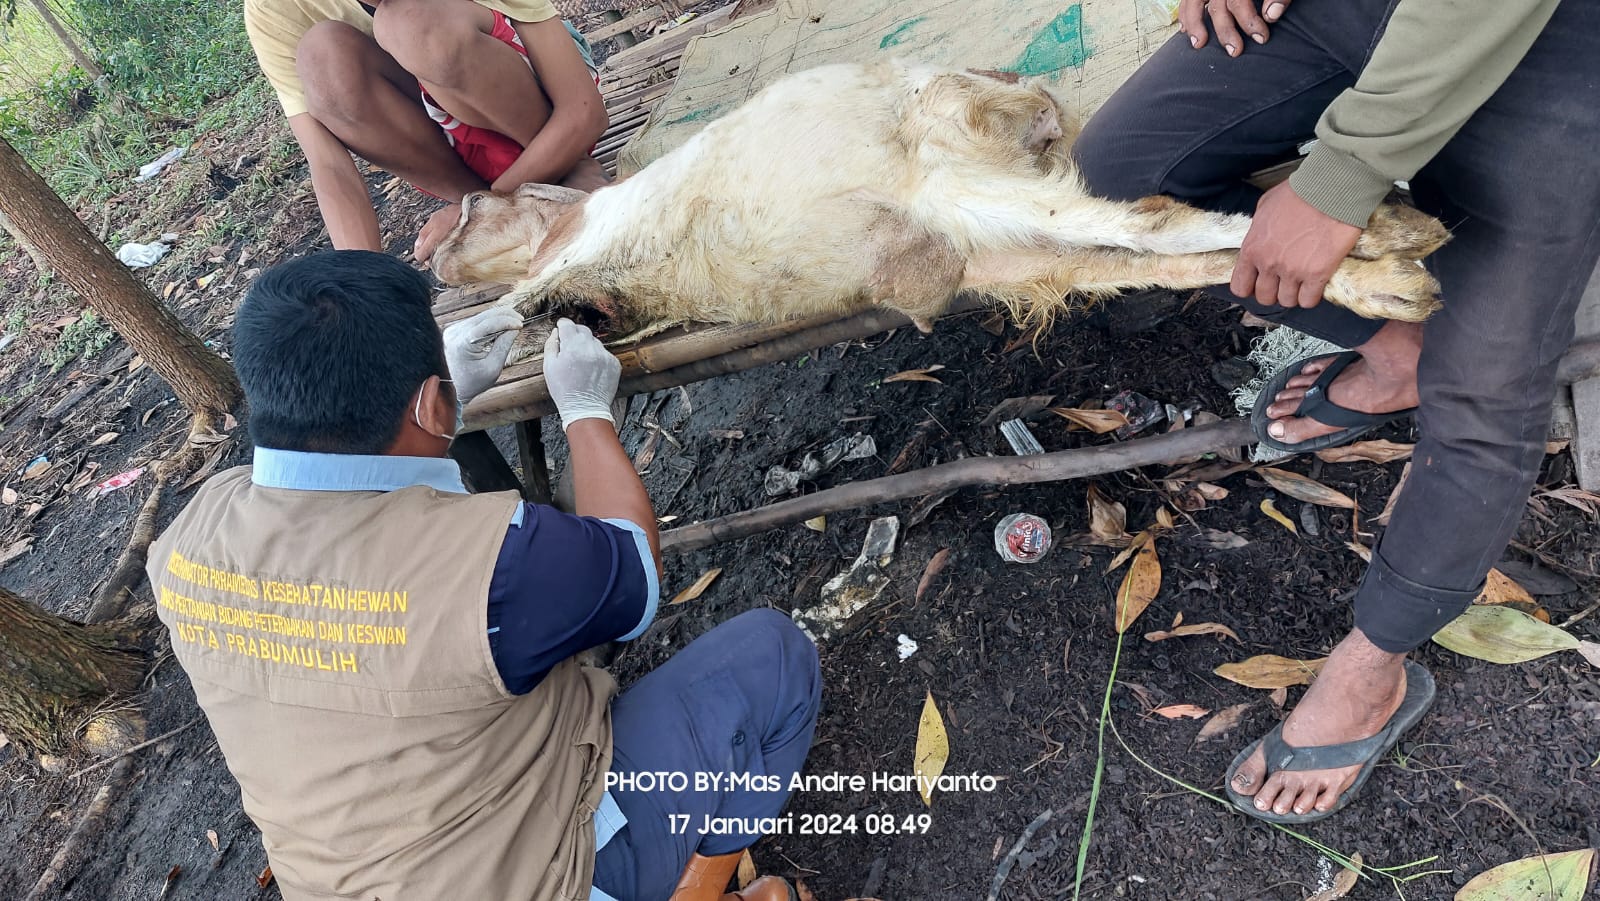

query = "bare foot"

[
  {"left": 1229, "top": 631, "right": 1407, "bottom": 817},
  {"left": 560, "top": 156, "right": 612, "bottom": 193},
  {"left": 1265, "top": 319, "right": 1422, "bottom": 445}
]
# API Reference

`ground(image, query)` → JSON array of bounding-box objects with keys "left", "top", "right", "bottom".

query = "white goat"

[{"left": 430, "top": 60, "right": 1446, "bottom": 337}]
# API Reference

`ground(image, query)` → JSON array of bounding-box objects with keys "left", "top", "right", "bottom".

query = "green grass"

[{"left": 43, "top": 309, "right": 112, "bottom": 371}]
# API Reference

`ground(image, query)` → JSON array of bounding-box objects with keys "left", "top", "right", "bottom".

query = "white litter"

[
  {"left": 896, "top": 634, "right": 919, "bottom": 661},
  {"left": 134, "top": 147, "right": 186, "bottom": 182},
  {"left": 116, "top": 241, "right": 171, "bottom": 269}
]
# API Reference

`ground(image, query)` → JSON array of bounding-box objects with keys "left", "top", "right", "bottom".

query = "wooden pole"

[
  {"left": 0, "top": 137, "right": 240, "bottom": 415},
  {"left": 659, "top": 419, "right": 1254, "bottom": 553}
]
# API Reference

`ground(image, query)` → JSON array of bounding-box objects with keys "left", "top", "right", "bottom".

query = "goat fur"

[{"left": 431, "top": 60, "right": 1448, "bottom": 337}]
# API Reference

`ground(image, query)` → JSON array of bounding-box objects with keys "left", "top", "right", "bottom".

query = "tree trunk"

[
  {"left": 0, "top": 588, "right": 146, "bottom": 758},
  {"left": 25, "top": 0, "right": 102, "bottom": 80},
  {"left": 0, "top": 137, "right": 241, "bottom": 415}
]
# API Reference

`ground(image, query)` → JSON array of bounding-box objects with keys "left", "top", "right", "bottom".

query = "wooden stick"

[
  {"left": 988, "top": 809, "right": 1054, "bottom": 901},
  {"left": 67, "top": 717, "right": 204, "bottom": 780},
  {"left": 659, "top": 420, "right": 1255, "bottom": 553},
  {"left": 25, "top": 758, "right": 134, "bottom": 901},
  {"left": 84, "top": 478, "right": 164, "bottom": 624},
  {"left": 516, "top": 419, "right": 555, "bottom": 506},
  {"left": 463, "top": 298, "right": 985, "bottom": 430}
]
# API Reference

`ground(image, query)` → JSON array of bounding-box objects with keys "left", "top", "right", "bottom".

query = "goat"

[{"left": 430, "top": 60, "right": 1447, "bottom": 338}]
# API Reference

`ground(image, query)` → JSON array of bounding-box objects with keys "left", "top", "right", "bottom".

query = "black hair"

[{"left": 234, "top": 250, "right": 447, "bottom": 454}]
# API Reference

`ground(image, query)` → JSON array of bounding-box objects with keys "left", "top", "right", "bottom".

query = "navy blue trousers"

[
  {"left": 592, "top": 610, "right": 822, "bottom": 901},
  {"left": 1074, "top": 0, "right": 1600, "bottom": 651}
]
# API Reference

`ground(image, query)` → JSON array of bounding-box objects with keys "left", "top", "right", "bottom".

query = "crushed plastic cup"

[{"left": 994, "top": 513, "right": 1052, "bottom": 564}]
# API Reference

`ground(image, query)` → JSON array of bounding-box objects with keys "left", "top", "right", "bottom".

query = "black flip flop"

[
  {"left": 1224, "top": 659, "right": 1436, "bottom": 824},
  {"left": 1251, "top": 351, "right": 1417, "bottom": 454}
]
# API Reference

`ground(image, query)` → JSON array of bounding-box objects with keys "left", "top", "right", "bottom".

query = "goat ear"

[{"left": 512, "top": 183, "right": 590, "bottom": 205}]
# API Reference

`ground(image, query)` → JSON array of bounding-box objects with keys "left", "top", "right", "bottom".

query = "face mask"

[{"left": 413, "top": 378, "right": 457, "bottom": 440}]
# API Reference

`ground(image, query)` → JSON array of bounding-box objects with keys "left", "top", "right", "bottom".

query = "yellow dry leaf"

[
  {"left": 1087, "top": 484, "right": 1127, "bottom": 542},
  {"left": 1306, "top": 852, "right": 1363, "bottom": 901},
  {"left": 914, "top": 691, "right": 948, "bottom": 807},
  {"left": 206, "top": 829, "right": 219, "bottom": 851},
  {"left": 1195, "top": 482, "right": 1229, "bottom": 501},
  {"left": 1050, "top": 407, "right": 1129, "bottom": 434},
  {"left": 1114, "top": 538, "right": 1161, "bottom": 633},
  {"left": 736, "top": 850, "right": 757, "bottom": 890},
  {"left": 803, "top": 516, "right": 826, "bottom": 533},
  {"left": 90, "top": 432, "right": 119, "bottom": 446},
  {"left": 1455, "top": 848, "right": 1594, "bottom": 901},
  {"left": 670, "top": 568, "right": 723, "bottom": 605},
  {"left": 1214, "top": 654, "right": 1327, "bottom": 689},
  {"left": 1316, "top": 440, "right": 1414, "bottom": 465},
  {"left": 1152, "top": 703, "right": 1209, "bottom": 719},
  {"left": 1475, "top": 568, "right": 1535, "bottom": 607},
  {"left": 1106, "top": 529, "right": 1153, "bottom": 573},
  {"left": 1144, "top": 621, "right": 1240, "bottom": 643},
  {"left": 884, "top": 365, "right": 945, "bottom": 384},
  {"left": 1155, "top": 506, "right": 1176, "bottom": 530},
  {"left": 1260, "top": 498, "right": 1297, "bottom": 534},
  {"left": 1259, "top": 468, "right": 1355, "bottom": 509}
]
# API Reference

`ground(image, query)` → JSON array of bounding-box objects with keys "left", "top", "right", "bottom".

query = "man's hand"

[
  {"left": 544, "top": 318, "right": 621, "bottom": 431},
  {"left": 442, "top": 306, "right": 523, "bottom": 406},
  {"left": 414, "top": 203, "right": 463, "bottom": 264},
  {"left": 1177, "top": 0, "right": 1291, "bottom": 56},
  {"left": 1231, "top": 180, "right": 1363, "bottom": 310}
]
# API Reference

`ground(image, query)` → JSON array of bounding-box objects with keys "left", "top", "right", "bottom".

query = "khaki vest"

[{"left": 148, "top": 466, "right": 617, "bottom": 901}]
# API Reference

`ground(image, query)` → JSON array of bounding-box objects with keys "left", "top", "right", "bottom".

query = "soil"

[{"left": 2, "top": 14, "right": 1599, "bottom": 899}]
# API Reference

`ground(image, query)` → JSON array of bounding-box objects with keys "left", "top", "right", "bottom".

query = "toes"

[
  {"left": 1289, "top": 782, "right": 1325, "bottom": 816},
  {"left": 1252, "top": 773, "right": 1287, "bottom": 812},
  {"left": 1266, "top": 388, "right": 1309, "bottom": 418},
  {"left": 1230, "top": 746, "right": 1269, "bottom": 798},
  {"left": 1314, "top": 782, "right": 1344, "bottom": 812}
]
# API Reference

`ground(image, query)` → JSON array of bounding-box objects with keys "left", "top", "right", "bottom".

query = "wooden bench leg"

[
  {"left": 450, "top": 430, "right": 527, "bottom": 497},
  {"left": 516, "top": 418, "right": 555, "bottom": 506}
]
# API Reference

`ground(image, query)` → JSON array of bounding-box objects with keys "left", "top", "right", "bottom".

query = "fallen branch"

[
  {"left": 661, "top": 420, "right": 1253, "bottom": 553},
  {"left": 68, "top": 715, "right": 204, "bottom": 780},
  {"left": 988, "top": 808, "right": 1054, "bottom": 901},
  {"left": 83, "top": 478, "right": 166, "bottom": 624},
  {"left": 25, "top": 758, "right": 134, "bottom": 901}
]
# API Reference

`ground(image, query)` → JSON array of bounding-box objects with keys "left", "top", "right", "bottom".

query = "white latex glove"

[
  {"left": 544, "top": 318, "right": 621, "bottom": 431},
  {"left": 442, "top": 306, "right": 524, "bottom": 406}
]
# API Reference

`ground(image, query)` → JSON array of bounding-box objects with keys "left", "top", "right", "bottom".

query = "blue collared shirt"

[{"left": 251, "top": 448, "right": 658, "bottom": 901}]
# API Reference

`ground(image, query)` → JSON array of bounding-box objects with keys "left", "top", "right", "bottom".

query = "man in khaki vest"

[{"left": 149, "top": 251, "right": 819, "bottom": 900}]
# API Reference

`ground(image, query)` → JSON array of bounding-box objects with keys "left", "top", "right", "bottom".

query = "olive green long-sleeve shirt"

[{"left": 1287, "top": 0, "right": 1563, "bottom": 227}]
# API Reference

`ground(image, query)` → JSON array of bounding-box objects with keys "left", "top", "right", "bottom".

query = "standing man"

[
  {"left": 149, "top": 251, "right": 817, "bottom": 900},
  {"left": 1074, "top": 0, "right": 1597, "bottom": 822},
  {"left": 244, "top": 0, "right": 610, "bottom": 260}
]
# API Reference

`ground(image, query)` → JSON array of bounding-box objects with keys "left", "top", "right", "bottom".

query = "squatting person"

[
  {"left": 243, "top": 0, "right": 609, "bottom": 260},
  {"left": 1074, "top": 0, "right": 1597, "bottom": 822},
  {"left": 148, "top": 251, "right": 818, "bottom": 900}
]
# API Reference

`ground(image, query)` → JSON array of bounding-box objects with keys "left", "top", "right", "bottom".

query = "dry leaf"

[
  {"left": 196, "top": 271, "right": 218, "bottom": 290},
  {"left": 914, "top": 691, "right": 949, "bottom": 807},
  {"left": 1268, "top": 687, "right": 1288, "bottom": 710},
  {"left": 256, "top": 865, "right": 274, "bottom": 889},
  {"left": 0, "top": 538, "right": 34, "bottom": 568},
  {"left": 1106, "top": 529, "right": 1154, "bottom": 572},
  {"left": 915, "top": 548, "right": 953, "bottom": 603},
  {"left": 128, "top": 355, "right": 145, "bottom": 374},
  {"left": 803, "top": 516, "right": 826, "bottom": 533},
  {"left": 1196, "top": 704, "right": 1251, "bottom": 742},
  {"left": 1, "top": 486, "right": 15, "bottom": 505},
  {"left": 1155, "top": 506, "right": 1176, "bottom": 530},
  {"left": 1152, "top": 703, "right": 1209, "bottom": 719},
  {"left": 23, "top": 458, "right": 50, "bottom": 480},
  {"left": 794, "top": 880, "right": 819, "bottom": 901},
  {"left": 1306, "top": 852, "right": 1363, "bottom": 901},
  {"left": 1050, "top": 407, "right": 1129, "bottom": 434},
  {"left": 1476, "top": 568, "right": 1535, "bottom": 607},
  {"left": 1194, "top": 482, "right": 1229, "bottom": 501},
  {"left": 206, "top": 829, "right": 219, "bottom": 850},
  {"left": 1144, "top": 621, "right": 1240, "bottom": 643},
  {"left": 1087, "top": 485, "right": 1127, "bottom": 542},
  {"left": 162, "top": 281, "right": 178, "bottom": 299},
  {"left": 1547, "top": 439, "right": 1570, "bottom": 455},
  {"left": 1191, "top": 529, "right": 1249, "bottom": 550},
  {"left": 90, "top": 432, "right": 119, "bottom": 446},
  {"left": 1537, "top": 486, "right": 1600, "bottom": 518},
  {"left": 1375, "top": 462, "right": 1411, "bottom": 525},
  {"left": 1316, "top": 440, "right": 1414, "bottom": 465},
  {"left": 1260, "top": 498, "right": 1298, "bottom": 534},
  {"left": 1432, "top": 604, "right": 1598, "bottom": 666},
  {"left": 737, "top": 850, "right": 757, "bottom": 890},
  {"left": 884, "top": 365, "right": 945, "bottom": 384},
  {"left": 1214, "top": 654, "right": 1327, "bottom": 689},
  {"left": 670, "top": 568, "right": 723, "bottom": 605},
  {"left": 1114, "top": 538, "right": 1161, "bottom": 633},
  {"left": 1455, "top": 848, "right": 1594, "bottom": 901},
  {"left": 1259, "top": 468, "right": 1355, "bottom": 509},
  {"left": 159, "top": 865, "right": 181, "bottom": 899}
]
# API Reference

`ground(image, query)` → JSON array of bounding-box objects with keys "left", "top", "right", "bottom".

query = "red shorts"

[{"left": 417, "top": 12, "right": 599, "bottom": 192}]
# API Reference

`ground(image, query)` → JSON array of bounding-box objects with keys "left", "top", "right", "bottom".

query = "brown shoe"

[{"left": 669, "top": 853, "right": 797, "bottom": 901}]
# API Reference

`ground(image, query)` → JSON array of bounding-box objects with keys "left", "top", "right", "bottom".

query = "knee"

[
  {"left": 727, "top": 609, "right": 821, "bottom": 705},
  {"left": 297, "top": 22, "right": 381, "bottom": 125},
  {"left": 1071, "top": 117, "right": 1156, "bottom": 202},
  {"left": 372, "top": 0, "right": 474, "bottom": 87}
]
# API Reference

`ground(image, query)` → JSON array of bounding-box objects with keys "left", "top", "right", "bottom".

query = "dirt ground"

[{"left": 2, "top": 17, "right": 1599, "bottom": 901}]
